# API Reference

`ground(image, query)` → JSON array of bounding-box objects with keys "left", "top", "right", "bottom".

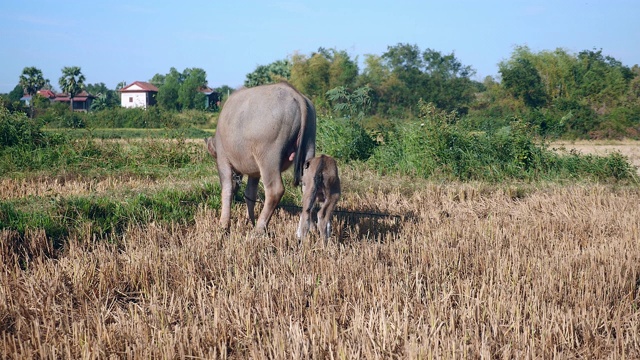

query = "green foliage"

[
  {"left": 46, "top": 127, "right": 212, "bottom": 140},
  {"left": 0, "top": 183, "right": 221, "bottom": 244},
  {"left": 156, "top": 68, "right": 182, "bottom": 110},
  {"left": 244, "top": 59, "right": 291, "bottom": 87},
  {"left": 0, "top": 202, "right": 68, "bottom": 243},
  {"left": 39, "top": 105, "right": 216, "bottom": 131},
  {"left": 8, "top": 85, "right": 25, "bottom": 103},
  {"left": 0, "top": 124, "right": 205, "bottom": 177},
  {"left": 322, "top": 48, "right": 359, "bottom": 89},
  {"left": 19, "top": 66, "right": 46, "bottom": 117},
  {"left": 377, "top": 43, "right": 477, "bottom": 115},
  {"left": 0, "top": 107, "right": 45, "bottom": 147},
  {"left": 368, "top": 101, "right": 637, "bottom": 182},
  {"left": 153, "top": 67, "right": 210, "bottom": 111},
  {"left": 178, "top": 68, "right": 207, "bottom": 110},
  {"left": 288, "top": 48, "right": 360, "bottom": 112},
  {"left": 316, "top": 116, "right": 377, "bottom": 163},
  {"left": 38, "top": 102, "right": 72, "bottom": 127},
  {"left": 500, "top": 55, "right": 548, "bottom": 108},
  {"left": 480, "top": 46, "right": 639, "bottom": 139},
  {"left": 19, "top": 67, "right": 46, "bottom": 98},
  {"left": 58, "top": 66, "right": 86, "bottom": 110},
  {"left": 326, "top": 85, "right": 372, "bottom": 119},
  {"left": 237, "top": 44, "right": 637, "bottom": 139},
  {"left": 86, "top": 82, "right": 119, "bottom": 110}
]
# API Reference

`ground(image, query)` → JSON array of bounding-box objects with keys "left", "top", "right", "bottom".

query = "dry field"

[
  {"left": 2, "top": 166, "right": 640, "bottom": 358},
  {"left": 552, "top": 139, "right": 640, "bottom": 174}
]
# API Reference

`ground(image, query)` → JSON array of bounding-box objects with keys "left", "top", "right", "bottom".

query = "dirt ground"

[{"left": 551, "top": 140, "right": 640, "bottom": 173}]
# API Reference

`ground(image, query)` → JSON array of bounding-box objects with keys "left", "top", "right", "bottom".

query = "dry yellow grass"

[{"left": 2, "top": 175, "right": 639, "bottom": 358}]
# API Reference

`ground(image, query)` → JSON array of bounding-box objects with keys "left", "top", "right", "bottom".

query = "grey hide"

[
  {"left": 205, "top": 82, "right": 316, "bottom": 233},
  {"left": 296, "top": 155, "right": 341, "bottom": 241}
]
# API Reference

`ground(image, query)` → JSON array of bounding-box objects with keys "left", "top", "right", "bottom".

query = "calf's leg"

[
  {"left": 317, "top": 193, "right": 339, "bottom": 240},
  {"left": 296, "top": 187, "right": 315, "bottom": 239}
]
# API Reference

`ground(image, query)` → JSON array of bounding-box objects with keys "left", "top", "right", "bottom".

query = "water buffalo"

[
  {"left": 205, "top": 82, "right": 316, "bottom": 233},
  {"left": 296, "top": 155, "right": 341, "bottom": 241}
]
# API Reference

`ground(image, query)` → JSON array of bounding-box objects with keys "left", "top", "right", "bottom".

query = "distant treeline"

[
  {"left": 2, "top": 43, "right": 639, "bottom": 139},
  {"left": 245, "top": 44, "right": 640, "bottom": 139}
]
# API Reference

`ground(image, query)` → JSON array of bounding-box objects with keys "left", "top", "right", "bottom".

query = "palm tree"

[
  {"left": 90, "top": 93, "right": 109, "bottom": 111},
  {"left": 19, "top": 66, "right": 46, "bottom": 117},
  {"left": 58, "top": 66, "right": 86, "bottom": 111}
]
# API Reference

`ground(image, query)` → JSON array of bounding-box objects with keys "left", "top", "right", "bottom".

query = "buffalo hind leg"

[
  {"left": 245, "top": 176, "right": 260, "bottom": 226},
  {"left": 255, "top": 171, "right": 284, "bottom": 233},
  {"left": 216, "top": 161, "right": 235, "bottom": 233}
]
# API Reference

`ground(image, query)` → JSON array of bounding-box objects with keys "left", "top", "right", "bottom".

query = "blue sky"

[{"left": 1, "top": 0, "right": 639, "bottom": 94}]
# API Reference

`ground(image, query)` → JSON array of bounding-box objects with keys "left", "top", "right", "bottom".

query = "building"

[
  {"left": 53, "top": 91, "right": 95, "bottom": 112},
  {"left": 118, "top": 81, "right": 159, "bottom": 109},
  {"left": 198, "top": 86, "right": 222, "bottom": 111},
  {"left": 19, "top": 89, "right": 57, "bottom": 106}
]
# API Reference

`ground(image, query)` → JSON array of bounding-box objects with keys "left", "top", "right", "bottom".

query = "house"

[
  {"left": 118, "top": 81, "right": 158, "bottom": 109},
  {"left": 53, "top": 91, "right": 95, "bottom": 112},
  {"left": 20, "top": 89, "right": 57, "bottom": 106},
  {"left": 198, "top": 86, "right": 221, "bottom": 110}
]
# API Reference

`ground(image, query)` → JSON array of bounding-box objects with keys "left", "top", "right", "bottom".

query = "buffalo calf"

[{"left": 296, "top": 155, "right": 341, "bottom": 241}]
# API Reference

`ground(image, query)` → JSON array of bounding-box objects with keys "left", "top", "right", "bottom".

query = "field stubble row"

[{"left": 2, "top": 173, "right": 640, "bottom": 358}]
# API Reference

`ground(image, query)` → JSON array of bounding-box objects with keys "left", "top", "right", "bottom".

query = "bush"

[
  {"left": 316, "top": 116, "right": 377, "bottom": 162},
  {"left": 368, "top": 101, "right": 637, "bottom": 182},
  {"left": 0, "top": 107, "right": 45, "bottom": 147}
]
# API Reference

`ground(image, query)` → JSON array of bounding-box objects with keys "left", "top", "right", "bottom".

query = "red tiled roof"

[
  {"left": 53, "top": 90, "right": 95, "bottom": 102},
  {"left": 37, "top": 89, "right": 56, "bottom": 98},
  {"left": 119, "top": 81, "right": 159, "bottom": 92}
]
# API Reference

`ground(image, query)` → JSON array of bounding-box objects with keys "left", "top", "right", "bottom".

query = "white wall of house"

[{"left": 121, "top": 92, "right": 149, "bottom": 109}]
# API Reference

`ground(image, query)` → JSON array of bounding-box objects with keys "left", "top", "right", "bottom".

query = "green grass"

[
  {"left": 44, "top": 127, "right": 215, "bottom": 140},
  {"left": 3, "top": 105, "right": 639, "bottom": 247},
  {"left": 0, "top": 183, "right": 222, "bottom": 246}
]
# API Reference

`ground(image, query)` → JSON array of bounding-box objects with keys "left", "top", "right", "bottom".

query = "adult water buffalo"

[{"left": 205, "top": 82, "right": 316, "bottom": 233}]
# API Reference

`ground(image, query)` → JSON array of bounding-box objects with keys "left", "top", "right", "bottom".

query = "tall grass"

[
  {"left": 367, "top": 101, "right": 638, "bottom": 182},
  {"left": 41, "top": 106, "right": 217, "bottom": 129}
]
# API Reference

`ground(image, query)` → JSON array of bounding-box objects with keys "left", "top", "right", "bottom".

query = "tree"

[
  {"left": 156, "top": 68, "right": 181, "bottom": 110},
  {"left": 149, "top": 74, "right": 165, "bottom": 88},
  {"left": 90, "top": 93, "right": 109, "bottom": 111},
  {"left": 115, "top": 81, "right": 127, "bottom": 91},
  {"left": 244, "top": 59, "right": 291, "bottom": 87},
  {"left": 58, "top": 66, "right": 86, "bottom": 111},
  {"left": 19, "top": 67, "right": 46, "bottom": 117},
  {"left": 3, "top": 85, "right": 28, "bottom": 113},
  {"left": 85, "top": 82, "right": 118, "bottom": 109},
  {"left": 290, "top": 52, "right": 331, "bottom": 108},
  {"left": 326, "top": 85, "right": 372, "bottom": 119},
  {"left": 7, "top": 85, "right": 24, "bottom": 103},
  {"left": 215, "top": 85, "right": 235, "bottom": 101},
  {"left": 325, "top": 48, "right": 358, "bottom": 90},
  {"left": 178, "top": 68, "right": 207, "bottom": 110},
  {"left": 500, "top": 57, "right": 548, "bottom": 108},
  {"left": 42, "top": 78, "right": 55, "bottom": 91},
  {"left": 380, "top": 43, "right": 477, "bottom": 114}
]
